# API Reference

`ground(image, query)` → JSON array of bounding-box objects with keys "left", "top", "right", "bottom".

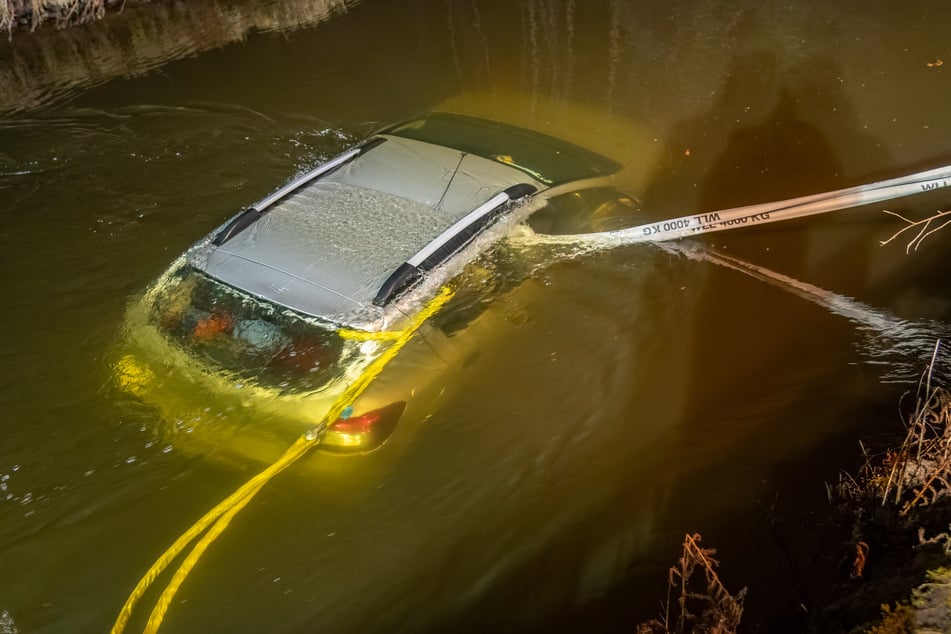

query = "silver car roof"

[{"left": 193, "top": 134, "right": 542, "bottom": 327}]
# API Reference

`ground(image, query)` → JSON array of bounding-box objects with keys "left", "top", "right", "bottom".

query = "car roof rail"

[
  {"left": 372, "top": 183, "right": 536, "bottom": 306},
  {"left": 212, "top": 137, "right": 387, "bottom": 246}
]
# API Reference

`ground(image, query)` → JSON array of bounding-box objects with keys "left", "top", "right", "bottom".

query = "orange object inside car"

[{"left": 193, "top": 313, "right": 234, "bottom": 339}]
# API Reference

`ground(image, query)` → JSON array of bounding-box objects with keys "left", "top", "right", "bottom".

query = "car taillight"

[{"left": 322, "top": 401, "right": 407, "bottom": 453}]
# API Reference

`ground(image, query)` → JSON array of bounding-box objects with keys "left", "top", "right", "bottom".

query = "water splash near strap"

[
  {"left": 530, "top": 163, "right": 951, "bottom": 247},
  {"left": 513, "top": 216, "right": 950, "bottom": 382},
  {"left": 508, "top": 162, "right": 951, "bottom": 380}
]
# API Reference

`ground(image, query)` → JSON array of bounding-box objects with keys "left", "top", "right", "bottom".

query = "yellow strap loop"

[
  {"left": 112, "top": 287, "right": 453, "bottom": 634},
  {"left": 337, "top": 327, "right": 403, "bottom": 342}
]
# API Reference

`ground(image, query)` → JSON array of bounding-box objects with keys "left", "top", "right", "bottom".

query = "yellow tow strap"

[{"left": 112, "top": 287, "right": 454, "bottom": 634}]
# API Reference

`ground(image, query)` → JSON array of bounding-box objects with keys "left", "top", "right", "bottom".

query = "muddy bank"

[{"left": 0, "top": 0, "right": 351, "bottom": 112}]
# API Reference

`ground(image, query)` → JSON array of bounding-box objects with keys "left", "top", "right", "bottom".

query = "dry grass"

[
  {"left": 865, "top": 603, "right": 914, "bottom": 634},
  {"left": 828, "top": 340, "right": 951, "bottom": 631},
  {"left": 841, "top": 341, "right": 951, "bottom": 517},
  {"left": 637, "top": 533, "right": 746, "bottom": 634},
  {"left": 0, "top": 0, "right": 15, "bottom": 33},
  {"left": 1, "top": 0, "right": 111, "bottom": 34}
]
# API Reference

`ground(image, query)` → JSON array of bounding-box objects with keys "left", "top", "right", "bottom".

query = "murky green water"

[{"left": 2, "top": 1, "right": 951, "bottom": 631}]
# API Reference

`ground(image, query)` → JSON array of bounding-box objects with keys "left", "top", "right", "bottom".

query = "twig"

[
  {"left": 880, "top": 209, "right": 951, "bottom": 254},
  {"left": 641, "top": 533, "right": 745, "bottom": 633},
  {"left": 872, "top": 342, "right": 949, "bottom": 510},
  {"left": 926, "top": 340, "right": 941, "bottom": 398}
]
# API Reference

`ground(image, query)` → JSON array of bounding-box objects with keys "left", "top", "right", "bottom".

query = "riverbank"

[
  {"left": 0, "top": 0, "right": 125, "bottom": 32},
  {"left": 826, "top": 347, "right": 951, "bottom": 633},
  {"left": 634, "top": 343, "right": 951, "bottom": 634},
  {"left": 0, "top": 0, "right": 349, "bottom": 112}
]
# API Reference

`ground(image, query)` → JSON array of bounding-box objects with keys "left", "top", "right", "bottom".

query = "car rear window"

[{"left": 149, "top": 266, "right": 347, "bottom": 393}]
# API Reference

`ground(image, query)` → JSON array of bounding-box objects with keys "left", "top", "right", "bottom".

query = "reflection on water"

[
  {"left": 666, "top": 242, "right": 951, "bottom": 385},
  {"left": 0, "top": 0, "right": 950, "bottom": 632},
  {"left": 511, "top": 226, "right": 951, "bottom": 388},
  {"left": 0, "top": 0, "right": 354, "bottom": 113}
]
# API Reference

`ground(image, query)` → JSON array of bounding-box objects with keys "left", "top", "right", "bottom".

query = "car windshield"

[
  {"left": 148, "top": 266, "right": 348, "bottom": 393},
  {"left": 384, "top": 112, "right": 621, "bottom": 185}
]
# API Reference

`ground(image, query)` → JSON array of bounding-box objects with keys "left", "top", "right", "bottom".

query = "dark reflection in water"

[
  {"left": 0, "top": 1, "right": 950, "bottom": 633},
  {"left": 0, "top": 0, "right": 355, "bottom": 113}
]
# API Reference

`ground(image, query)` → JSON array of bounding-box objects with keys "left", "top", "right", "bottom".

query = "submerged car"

[{"left": 115, "top": 112, "right": 623, "bottom": 465}]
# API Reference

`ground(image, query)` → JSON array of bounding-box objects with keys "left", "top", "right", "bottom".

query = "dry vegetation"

[
  {"left": 636, "top": 533, "right": 746, "bottom": 634},
  {"left": 840, "top": 341, "right": 951, "bottom": 516},
  {"left": 830, "top": 340, "right": 951, "bottom": 632},
  {"left": 0, "top": 0, "right": 115, "bottom": 33},
  {"left": 635, "top": 342, "right": 950, "bottom": 633}
]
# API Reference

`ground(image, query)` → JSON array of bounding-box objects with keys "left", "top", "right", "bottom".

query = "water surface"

[{"left": 1, "top": 1, "right": 951, "bottom": 632}]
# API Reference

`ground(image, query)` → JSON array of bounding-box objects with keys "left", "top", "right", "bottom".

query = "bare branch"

[{"left": 880, "top": 209, "right": 951, "bottom": 253}]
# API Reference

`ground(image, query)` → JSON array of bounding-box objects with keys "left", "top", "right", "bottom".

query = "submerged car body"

[{"left": 115, "top": 112, "right": 622, "bottom": 465}]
